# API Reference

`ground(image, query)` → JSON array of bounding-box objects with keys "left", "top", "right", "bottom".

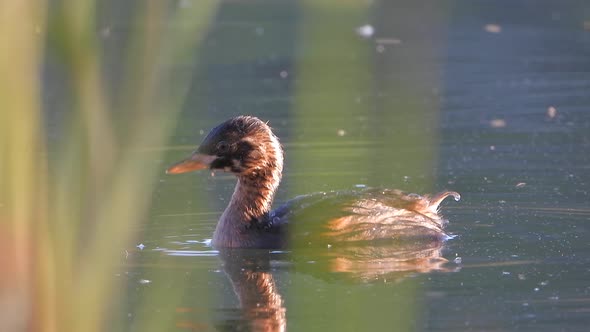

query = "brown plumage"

[{"left": 166, "top": 116, "right": 460, "bottom": 248}]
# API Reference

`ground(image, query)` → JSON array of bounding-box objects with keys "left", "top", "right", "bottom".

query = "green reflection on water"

[{"left": 289, "top": 0, "right": 450, "bottom": 330}]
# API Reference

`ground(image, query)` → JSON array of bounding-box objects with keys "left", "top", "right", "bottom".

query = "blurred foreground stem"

[{"left": 0, "top": 1, "right": 219, "bottom": 331}]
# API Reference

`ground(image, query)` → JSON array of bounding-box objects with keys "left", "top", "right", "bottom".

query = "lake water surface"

[{"left": 75, "top": 1, "right": 590, "bottom": 331}]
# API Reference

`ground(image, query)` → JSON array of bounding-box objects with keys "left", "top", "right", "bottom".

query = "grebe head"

[
  {"left": 166, "top": 116, "right": 283, "bottom": 181},
  {"left": 167, "top": 116, "right": 285, "bottom": 247}
]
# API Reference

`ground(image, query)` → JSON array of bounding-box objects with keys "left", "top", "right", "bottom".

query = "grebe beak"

[{"left": 166, "top": 153, "right": 216, "bottom": 174}]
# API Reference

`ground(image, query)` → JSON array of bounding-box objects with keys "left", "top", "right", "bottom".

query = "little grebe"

[{"left": 167, "top": 116, "right": 460, "bottom": 248}]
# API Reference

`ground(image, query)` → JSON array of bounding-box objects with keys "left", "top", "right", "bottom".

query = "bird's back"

[{"left": 270, "top": 188, "right": 460, "bottom": 246}]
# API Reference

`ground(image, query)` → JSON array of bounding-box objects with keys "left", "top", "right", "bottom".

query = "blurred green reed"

[{"left": 0, "top": 1, "right": 218, "bottom": 331}]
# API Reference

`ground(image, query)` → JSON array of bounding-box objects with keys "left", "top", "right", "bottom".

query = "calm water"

[{"left": 54, "top": 0, "right": 590, "bottom": 331}]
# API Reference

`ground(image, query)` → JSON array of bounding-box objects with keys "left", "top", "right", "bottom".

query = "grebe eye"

[{"left": 216, "top": 141, "right": 230, "bottom": 153}]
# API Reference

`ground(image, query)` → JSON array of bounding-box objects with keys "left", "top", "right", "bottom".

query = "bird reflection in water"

[
  {"left": 218, "top": 249, "right": 286, "bottom": 332},
  {"left": 210, "top": 241, "right": 458, "bottom": 332}
]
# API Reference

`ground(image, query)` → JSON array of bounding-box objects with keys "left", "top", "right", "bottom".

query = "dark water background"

[{"left": 44, "top": 0, "right": 590, "bottom": 331}]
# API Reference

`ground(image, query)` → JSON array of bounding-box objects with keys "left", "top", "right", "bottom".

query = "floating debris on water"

[
  {"left": 164, "top": 250, "right": 218, "bottom": 257},
  {"left": 138, "top": 279, "right": 151, "bottom": 284},
  {"left": 490, "top": 119, "right": 507, "bottom": 128},
  {"left": 136, "top": 243, "right": 145, "bottom": 250},
  {"left": 279, "top": 70, "right": 288, "bottom": 78},
  {"left": 178, "top": 0, "right": 191, "bottom": 8},
  {"left": 354, "top": 184, "right": 367, "bottom": 188},
  {"left": 356, "top": 24, "right": 375, "bottom": 38},
  {"left": 376, "top": 38, "right": 402, "bottom": 45},
  {"left": 484, "top": 24, "right": 502, "bottom": 33},
  {"left": 515, "top": 182, "right": 527, "bottom": 188},
  {"left": 454, "top": 257, "right": 462, "bottom": 264},
  {"left": 337, "top": 129, "right": 346, "bottom": 136},
  {"left": 100, "top": 26, "right": 111, "bottom": 38},
  {"left": 547, "top": 106, "right": 557, "bottom": 118}
]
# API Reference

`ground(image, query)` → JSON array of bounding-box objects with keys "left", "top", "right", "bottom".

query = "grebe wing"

[{"left": 271, "top": 188, "right": 460, "bottom": 245}]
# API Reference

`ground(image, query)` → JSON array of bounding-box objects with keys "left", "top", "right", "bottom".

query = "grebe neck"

[
  {"left": 213, "top": 161, "right": 282, "bottom": 247},
  {"left": 226, "top": 174, "right": 279, "bottom": 222}
]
